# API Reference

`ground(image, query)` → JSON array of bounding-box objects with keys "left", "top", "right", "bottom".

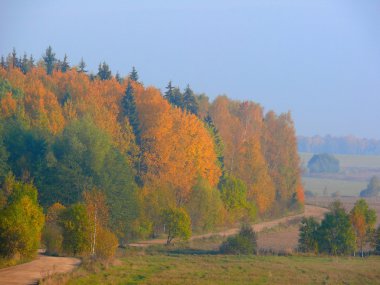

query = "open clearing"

[
  {"left": 299, "top": 153, "right": 380, "bottom": 169},
  {"left": 302, "top": 177, "right": 366, "bottom": 196},
  {"left": 299, "top": 152, "right": 380, "bottom": 196},
  {"left": 0, "top": 254, "right": 80, "bottom": 285}
]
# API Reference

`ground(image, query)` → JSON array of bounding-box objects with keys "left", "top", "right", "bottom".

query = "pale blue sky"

[{"left": 1, "top": 0, "right": 379, "bottom": 138}]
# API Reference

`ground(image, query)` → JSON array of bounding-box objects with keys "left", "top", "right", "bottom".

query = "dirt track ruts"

[
  {"left": 129, "top": 204, "right": 328, "bottom": 247},
  {"left": 0, "top": 254, "right": 80, "bottom": 285}
]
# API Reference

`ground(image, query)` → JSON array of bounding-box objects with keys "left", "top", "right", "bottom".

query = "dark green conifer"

[
  {"left": 97, "top": 62, "right": 112, "bottom": 80},
  {"left": 129, "top": 66, "right": 139, "bottom": 82},
  {"left": 78, "top": 57, "right": 87, "bottom": 73},
  {"left": 61, "top": 54, "right": 70, "bottom": 73},
  {"left": 183, "top": 84, "right": 199, "bottom": 115},
  {"left": 121, "top": 82, "right": 140, "bottom": 144},
  {"left": 21, "top": 53, "right": 29, "bottom": 74},
  {"left": 43, "top": 46, "right": 56, "bottom": 75}
]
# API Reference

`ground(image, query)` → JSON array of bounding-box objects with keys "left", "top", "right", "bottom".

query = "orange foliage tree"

[{"left": 135, "top": 87, "right": 221, "bottom": 205}]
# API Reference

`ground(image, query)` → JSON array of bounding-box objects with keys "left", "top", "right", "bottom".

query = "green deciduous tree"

[
  {"left": 318, "top": 201, "right": 355, "bottom": 255},
  {"left": 186, "top": 178, "right": 224, "bottom": 232},
  {"left": 219, "top": 174, "right": 254, "bottom": 222},
  {"left": 0, "top": 177, "right": 45, "bottom": 259},
  {"left": 0, "top": 125, "right": 9, "bottom": 183},
  {"left": 59, "top": 203, "right": 91, "bottom": 256},
  {"left": 298, "top": 217, "right": 319, "bottom": 253},
  {"left": 162, "top": 207, "right": 191, "bottom": 245},
  {"left": 38, "top": 118, "right": 139, "bottom": 240}
]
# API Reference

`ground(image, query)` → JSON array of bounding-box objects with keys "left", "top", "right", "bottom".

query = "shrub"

[
  {"left": 95, "top": 227, "right": 118, "bottom": 260},
  {"left": 220, "top": 224, "right": 257, "bottom": 254}
]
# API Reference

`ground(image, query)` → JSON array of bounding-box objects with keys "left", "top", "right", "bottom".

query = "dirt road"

[
  {"left": 129, "top": 204, "right": 328, "bottom": 247},
  {"left": 0, "top": 254, "right": 80, "bottom": 285}
]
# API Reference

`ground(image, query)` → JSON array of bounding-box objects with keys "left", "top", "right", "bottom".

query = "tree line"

[
  {"left": 0, "top": 47, "right": 303, "bottom": 260},
  {"left": 298, "top": 135, "right": 380, "bottom": 155},
  {"left": 299, "top": 199, "right": 379, "bottom": 256}
]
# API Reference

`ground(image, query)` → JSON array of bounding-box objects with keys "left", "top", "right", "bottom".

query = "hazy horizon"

[{"left": 1, "top": 0, "right": 379, "bottom": 139}]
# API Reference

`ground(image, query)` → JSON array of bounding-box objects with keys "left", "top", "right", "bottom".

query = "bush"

[
  {"left": 95, "top": 227, "right": 118, "bottom": 260},
  {"left": 220, "top": 224, "right": 257, "bottom": 254}
]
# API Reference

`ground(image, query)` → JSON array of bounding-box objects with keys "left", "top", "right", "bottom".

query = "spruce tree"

[
  {"left": 29, "top": 55, "right": 34, "bottom": 69},
  {"left": 97, "top": 62, "right": 112, "bottom": 80},
  {"left": 164, "top": 81, "right": 174, "bottom": 101},
  {"left": 21, "top": 53, "right": 29, "bottom": 74},
  {"left": 183, "top": 84, "right": 199, "bottom": 115},
  {"left": 55, "top": 60, "right": 62, "bottom": 72},
  {"left": 1, "top": 56, "right": 7, "bottom": 69},
  {"left": 205, "top": 115, "right": 224, "bottom": 171},
  {"left": 121, "top": 82, "right": 140, "bottom": 143},
  {"left": 11, "top": 48, "right": 18, "bottom": 69},
  {"left": 78, "top": 57, "right": 87, "bottom": 73},
  {"left": 164, "top": 81, "right": 184, "bottom": 108},
  {"left": 61, "top": 54, "right": 70, "bottom": 72},
  {"left": 115, "top": 72, "right": 123, "bottom": 84},
  {"left": 43, "top": 46, "right": 56, "bottom": 75},
  {"left": 129, "top": 66, "right": 139, "bottom": 82}
]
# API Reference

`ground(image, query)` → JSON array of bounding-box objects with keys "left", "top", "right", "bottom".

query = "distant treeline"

[{"left": 298, "top": 135, "right": 380, "bottom": 155}]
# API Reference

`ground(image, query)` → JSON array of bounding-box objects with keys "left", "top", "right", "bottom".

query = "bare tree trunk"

[{"left": 91, "top": 209, "right": 97, "bottom": 257}]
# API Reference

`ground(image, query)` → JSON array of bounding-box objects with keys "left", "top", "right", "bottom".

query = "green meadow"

[{"left": 62, "top": 253, "right": 380, "bottom": 285}]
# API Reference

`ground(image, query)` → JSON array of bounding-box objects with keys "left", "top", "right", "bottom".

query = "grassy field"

[
  {"left": 299, "top": 153, "right": 380, "bottom": 169},
  {"left": 302, "top": 177, "right": 366, "bottom": 196},
  {"left": 299, "top": 152, "right": 380, "bottom": 196},
  {"left": 60, "top": 252, "right": 380, "bottom": 285}
]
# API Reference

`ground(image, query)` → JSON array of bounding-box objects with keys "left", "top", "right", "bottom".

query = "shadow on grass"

[{"left": 166, "top": 248, "right": 220, "bottom": 255}]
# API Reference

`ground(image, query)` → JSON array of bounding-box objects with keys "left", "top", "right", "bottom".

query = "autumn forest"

[{"left": 0, "top": 47, "right": 303, "bottom": 259}]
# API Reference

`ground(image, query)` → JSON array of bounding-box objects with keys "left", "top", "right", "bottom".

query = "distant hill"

[{"left": 298, "top": 135, "right": 380, "bottom": 155}]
